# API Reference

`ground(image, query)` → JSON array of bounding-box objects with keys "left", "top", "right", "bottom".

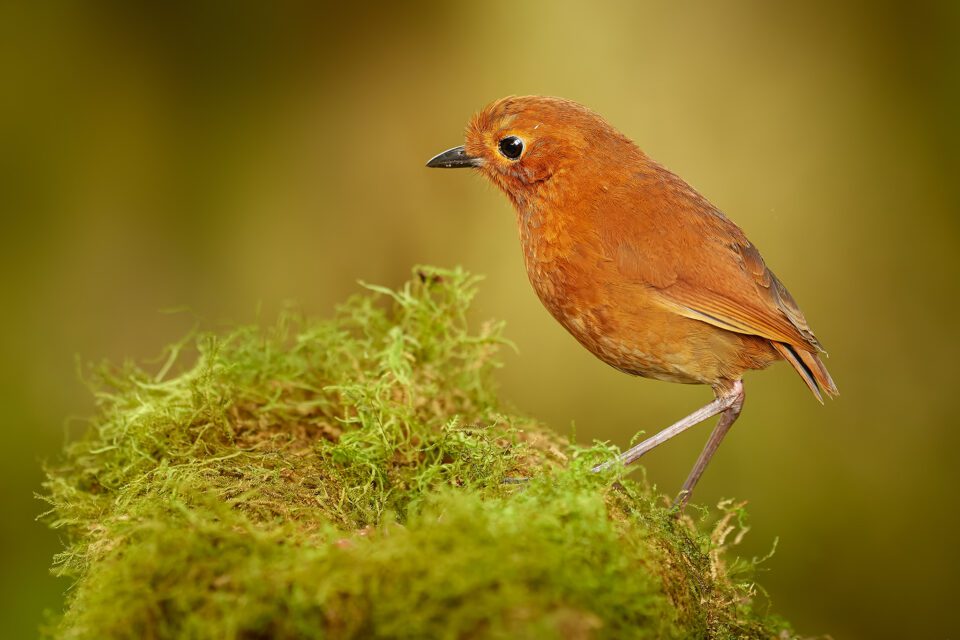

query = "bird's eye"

[{"left": 498, "top": 136, "right": 524, "bottom": 160}]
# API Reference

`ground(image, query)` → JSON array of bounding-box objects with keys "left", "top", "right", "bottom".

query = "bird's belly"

[
  {"left": 521, "top": 251, "right": 767, "bottom": 386},
  {"left": 552, "top": 304, "right": 716, "bottom": 384}
]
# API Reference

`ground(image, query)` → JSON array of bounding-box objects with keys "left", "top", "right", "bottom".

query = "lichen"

[{"left": 40, "top": 266, "right": 794, "bottom": 639}]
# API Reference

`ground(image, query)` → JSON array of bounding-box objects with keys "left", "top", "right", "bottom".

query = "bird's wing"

[
  {"left": 599, "top": 175, "right": 824, "bottom": 353},
  {"left": 658, "top": 235, "right": 824, "bottom": 351}
]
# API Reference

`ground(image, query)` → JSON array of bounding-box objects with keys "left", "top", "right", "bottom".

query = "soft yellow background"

[{"left": 3, "top": 2, "right": 958, "bottom": 637}]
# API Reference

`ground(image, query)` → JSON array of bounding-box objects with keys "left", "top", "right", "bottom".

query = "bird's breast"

[
  {"left": 517, "top": 207, "right": 640, "bottom": 369},
  {"left": 516, "top": 206, "right": 585, "bottom": 319}
]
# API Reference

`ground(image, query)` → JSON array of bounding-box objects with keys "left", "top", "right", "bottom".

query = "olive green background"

[{"left": 3, "top": 1, "right": 958, "bottom": 637}]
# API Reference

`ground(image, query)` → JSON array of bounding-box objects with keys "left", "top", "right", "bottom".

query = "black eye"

[{"left": 498, "top": 136, "right": 524, "bottom": 160}]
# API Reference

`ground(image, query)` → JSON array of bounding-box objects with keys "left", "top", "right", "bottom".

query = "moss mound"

[{"left": 42, "top": 266, "right": 793, "bottom": 639}]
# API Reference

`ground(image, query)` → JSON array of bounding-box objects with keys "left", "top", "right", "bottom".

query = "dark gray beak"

[{"left": 425, "top": 145, "right": 483, "bottom": 169}]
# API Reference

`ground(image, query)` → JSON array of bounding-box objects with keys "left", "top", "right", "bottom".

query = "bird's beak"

[{"left": 425, "top": 145, "right": 483, "bottom": 169}]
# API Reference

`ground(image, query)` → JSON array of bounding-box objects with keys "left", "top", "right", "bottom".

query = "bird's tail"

[{"left": 771, "top": 342, "right": 839, "bottom": 404}]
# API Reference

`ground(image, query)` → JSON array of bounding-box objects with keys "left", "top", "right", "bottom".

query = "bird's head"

[{"left": 426, "top": 96, "right": 639, "bottom": 209}]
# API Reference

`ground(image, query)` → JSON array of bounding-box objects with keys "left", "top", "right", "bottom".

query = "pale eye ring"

[{"left": 498, "top": 136, "right": 524, "bottom": 160}]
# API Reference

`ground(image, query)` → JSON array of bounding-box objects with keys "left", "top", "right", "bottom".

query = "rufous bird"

[{"left": 426, "top": 96, "right": 836, "bottom": 507}]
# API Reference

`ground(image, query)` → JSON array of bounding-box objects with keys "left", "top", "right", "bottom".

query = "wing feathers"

[
  {"left": 600, "top": 164, "right": 836, "bottom": 399},
  {"left": 771, "top": 342, "right": 824, "bottom": 403},
  {"left": 797, "top": 348, "right": 838, "bottom": 398},
  {"left": 660, "top": 281, "right": 813, "bottom": 348}
]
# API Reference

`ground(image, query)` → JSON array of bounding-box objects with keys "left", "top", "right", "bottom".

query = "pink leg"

[
  {"left": 592, "top": 380, "right": 744, "bottom": 473},
  {"left": 673, "top": 382, "right": 745, "bottom": 509}
]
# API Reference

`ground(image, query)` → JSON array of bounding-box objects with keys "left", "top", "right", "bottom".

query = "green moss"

[{"left": 41, "top": 266, "right": 794, "bottom": 639}]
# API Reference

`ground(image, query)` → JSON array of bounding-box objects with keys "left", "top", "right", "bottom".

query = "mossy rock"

[{"left": 41, "top": 266, "right": 793, "bottom": 639}]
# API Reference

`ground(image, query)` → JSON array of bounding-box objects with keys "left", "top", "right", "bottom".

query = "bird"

[{"left": 426, "top": 96, "right": 836, "bottom": 508}]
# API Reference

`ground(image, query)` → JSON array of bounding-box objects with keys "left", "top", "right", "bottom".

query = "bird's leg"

[
  {"left": 673, "top": 381, "right": 745, "bottom": 509},
  {"left": 591, "top": 381, "right": 742, "bottom": 473}
]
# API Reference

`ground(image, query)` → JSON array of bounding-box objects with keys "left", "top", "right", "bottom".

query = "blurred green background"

[{"left": 3, "top": 1, "right": 958, "bottom": 637}]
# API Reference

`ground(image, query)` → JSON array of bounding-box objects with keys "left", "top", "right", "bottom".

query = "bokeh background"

[{"left": 3, "top": 1, "right": 958, "bottom": 637}]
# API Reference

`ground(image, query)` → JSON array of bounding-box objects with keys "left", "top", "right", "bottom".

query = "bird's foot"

[{"left": 671, "top": 489, "right": 692, "bottom": 512}]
